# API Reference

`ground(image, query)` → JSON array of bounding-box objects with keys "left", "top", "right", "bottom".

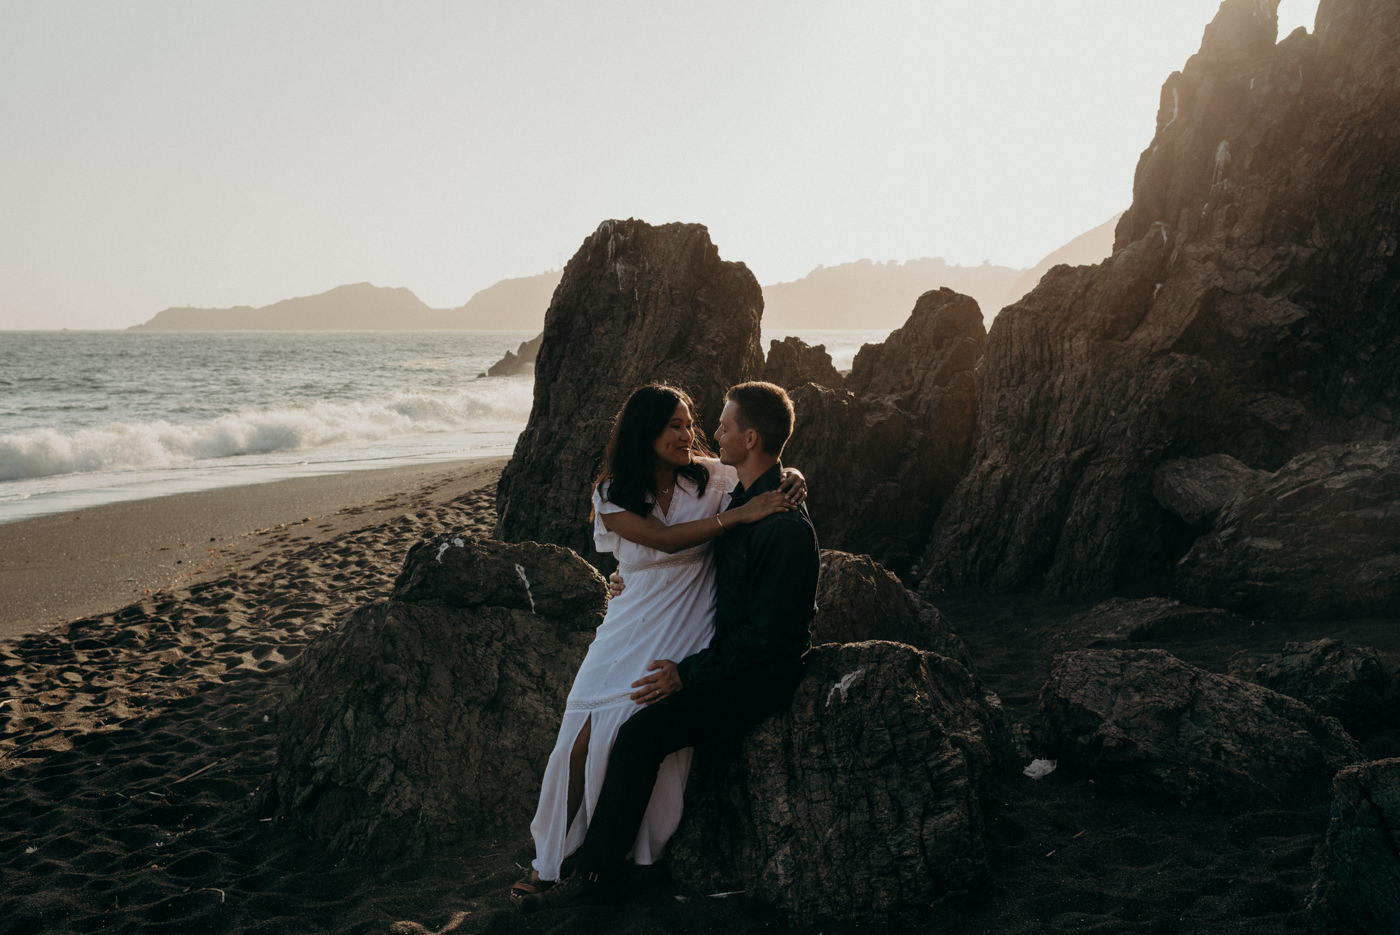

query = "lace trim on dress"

[
  {"left": 566, "top": 691, "right": 635, "bottom": 712},
  {"left": 619, "top": 550, "right": 707, "bottom": 575}
]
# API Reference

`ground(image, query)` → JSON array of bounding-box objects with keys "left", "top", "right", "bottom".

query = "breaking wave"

[{"left": 0, "top": 381, "right": 532, "bottom": 482}]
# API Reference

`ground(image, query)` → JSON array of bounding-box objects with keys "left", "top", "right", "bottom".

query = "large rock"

[
  {"left": 845, "top": 287, "right": 984, "bottom": 404},
  {"left": 1040, "top": 648, "right": 1360, "bottom": 808},
  {"left": 813, "top": 550, "right": 971, "bottom": 669},
  {"left": 668, "top": 641, "right": 1010, "bottom": 924},
  {"left": 1175, "top": 442, "right": 1400, "bottom": 617},
  {"left": 762, "top": 336, "right": 844, "bottom": 390},
  {"left": 482, "top": 332, "right": 542, "bottom": 377},
  {"left": 783, "top": 288, "right": 984, "bottom": 579},
  {"left": 1229, "top": 638, "right": 1400, "bottom": 742},
  {"left": 261, "top": 536, "right": 604, "bottom": 859},
  {"left": 1306, "top": 757, "right": 1400, "bottom": 935},
  {"left": 926, "top": 0, "right": 1400, "bottom": 598},
  {"left": 1152, "top": 453, "right": 1269, "bottom": 527},
  {"left": 494, "top": 219, "right": 764, "bottom": 564}
]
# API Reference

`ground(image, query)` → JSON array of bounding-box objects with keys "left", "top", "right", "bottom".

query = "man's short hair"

[{"left": 726, "top": 381, "right": 795, "bottom": 457}]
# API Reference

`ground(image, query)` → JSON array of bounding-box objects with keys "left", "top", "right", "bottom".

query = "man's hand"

[
  {"left": 608, "top": 571, "right": 624, "bottom": 599},
  {"left": 630, "top": 659, "right": 682, "bottom": 705}
]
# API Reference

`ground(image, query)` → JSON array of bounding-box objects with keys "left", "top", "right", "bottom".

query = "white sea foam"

[{"left": 0, "top": 381, "right": 532, "bottom": 482}]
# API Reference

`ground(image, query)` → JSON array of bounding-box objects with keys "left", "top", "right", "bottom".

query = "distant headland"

[
  {"left": 126, "top": 275, "right": 562, "bottom": 332},
  {"left": 126, "top": 219, "right": 1117, "bottom": 332}
]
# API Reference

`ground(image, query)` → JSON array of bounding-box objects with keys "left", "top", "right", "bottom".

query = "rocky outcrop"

[
  {"left": 1040, "top": 648, "right": 1360, "bottom": 808},
  {"left": 263, "top": 533, "right": 1010, "bottom": 921},
  {"left": 1174, "top": 442, "right": 1400, "bottom": 617},
  {"left": 813, "top": 550, "right": 970, "bottom": 669},
  {"left": 925, "top": 0, "right": 1400, "bottom": 599},
  {"left": 482, "top": 333, "right": 542, "bottom": 377},
  {"left": 669, "top": 640, "right": 1009, "bottom": 924},
  {"left": 1152, "top": 453, "right": 1269, "bottom": 527},
  {"left": 1229, "top": 639, "right": 1400, "bottom": 742},
  {"left": 845, "top": 288, "right": 984, "bottom": 404},
  {"left": 783, "top": 288, "right": 984, "bottom": 579},
  {"left": 762, "top": 336, "right": 843, "bottom": 390},
  {"left": 261, "top": 536, "right": 604, "bottom": 859},
  {"left": 1052, "top": 596, "right": 1238, "bottom": 651},
  {"left": 494, "top": 219, "right": 764, "bottom": 564},
  {"left": 1306, "top": 757, "right": 1400, "bottom": 935}
]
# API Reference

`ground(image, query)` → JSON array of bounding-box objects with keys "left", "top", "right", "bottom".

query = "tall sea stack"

[{"left": 924, "top": 0, "right": 1400, "bottom": 605}]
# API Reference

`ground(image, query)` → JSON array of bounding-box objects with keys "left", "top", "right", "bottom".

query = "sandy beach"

[
  {"left": 2, "top": 457, "right": 1395, "bottom": 934},
  {"left": 0, "top": 459, "right": 510, "bottom": 641}
]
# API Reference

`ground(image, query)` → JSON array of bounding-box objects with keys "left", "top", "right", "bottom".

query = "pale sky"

[{"left": 1, "top": 1, "right": 1316, "bottom": 330}]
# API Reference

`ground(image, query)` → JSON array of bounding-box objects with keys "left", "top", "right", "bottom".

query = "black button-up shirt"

[{"left": 676, "top": 462, "right": 820, "bottom": 687}]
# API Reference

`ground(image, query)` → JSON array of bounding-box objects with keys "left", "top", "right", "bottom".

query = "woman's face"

[{"left": 652, "top": 401, "right": 696, "bottom": 470}]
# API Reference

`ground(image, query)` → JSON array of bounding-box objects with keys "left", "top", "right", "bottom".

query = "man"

[{"left": 520, "top": 380, "right": 820, "bottom": 911}]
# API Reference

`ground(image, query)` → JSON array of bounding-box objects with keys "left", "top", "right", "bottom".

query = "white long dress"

[{"left": 529, "top": 456, "right": 736, "bottom": 881}]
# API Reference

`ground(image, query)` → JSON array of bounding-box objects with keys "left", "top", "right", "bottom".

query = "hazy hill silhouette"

[
  {"left": 1002, "top": 213, "right": 1121, "bottom": 306},
  {"left": 128, "top": 275, "right": 562, "bottom": 332},
  {"left": 126, "top": 220, "right": 1121, "bottom": 332},
  {"left": 761, "top": 258, "right": 1023, "bottom": 331},
  {"left": 443, "top": 272, "right": 561, "bottom": 329}
]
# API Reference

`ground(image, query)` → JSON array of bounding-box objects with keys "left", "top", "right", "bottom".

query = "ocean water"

[{"left": 0, "top": 328, "right": 887, "bottom": 524}]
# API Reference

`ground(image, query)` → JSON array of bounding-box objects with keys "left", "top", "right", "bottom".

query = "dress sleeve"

[
  {"left": 592, "top": 483, "right": 628, "bottom": 555},
  {"left": 702, "top": 458, "right": 739, "bottom": 511}
]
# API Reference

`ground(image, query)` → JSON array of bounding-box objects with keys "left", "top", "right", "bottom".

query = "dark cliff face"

[
  {"left": 784, "top": 288, "right": 984, "bottom": 580},
  {"left": 925, "top": 0, "right": 1400, "bottom": 597},
  {"left": 494, "top": 219, "right": 764, "bottom": 564}
]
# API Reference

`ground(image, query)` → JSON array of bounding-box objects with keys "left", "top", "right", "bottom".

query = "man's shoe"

[{"left": 517, "top": 869, "right": 615, "bottom": 913}]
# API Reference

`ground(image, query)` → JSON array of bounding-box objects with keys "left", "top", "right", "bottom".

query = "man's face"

[{"left": 713, "top": 400, "right": 749, "bottom": 467}]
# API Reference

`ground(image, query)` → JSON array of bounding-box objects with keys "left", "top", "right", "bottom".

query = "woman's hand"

[
  {"left": 778, "top": 467, "right": 807, "bottom": 506},
  {"left": 735, "top": 489, "right": 793, "bottom": 523}
]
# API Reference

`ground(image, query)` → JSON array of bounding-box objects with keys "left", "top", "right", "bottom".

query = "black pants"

[{"left": 572, "top": 656, "right": 803, "bottom": 879}]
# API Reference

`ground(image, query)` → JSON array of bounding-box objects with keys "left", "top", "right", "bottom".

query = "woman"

[{"left": 513, "top": 383, "right": 802, "bottom": 900}]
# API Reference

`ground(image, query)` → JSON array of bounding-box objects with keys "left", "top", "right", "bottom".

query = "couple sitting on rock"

[{"left": 509, "top": 380, "right": 821, "bottom": 912}]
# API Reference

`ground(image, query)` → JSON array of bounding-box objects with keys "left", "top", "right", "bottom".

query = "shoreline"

[{"left": 0, "top": 455, "right": 508, "bottom": 641}]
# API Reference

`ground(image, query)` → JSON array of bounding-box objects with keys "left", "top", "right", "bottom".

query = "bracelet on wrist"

[{"left": 715, "top": 512, "right": 725, "bottom": 529}]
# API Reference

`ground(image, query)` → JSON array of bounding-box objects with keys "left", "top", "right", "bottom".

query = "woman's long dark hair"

[{"left": 595, "top": 384, "right": 713, "bottom": 516}]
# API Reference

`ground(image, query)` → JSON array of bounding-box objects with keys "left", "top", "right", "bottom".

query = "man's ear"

[{"left": 744, "top": 428, "right": 760, "bottom": 452}]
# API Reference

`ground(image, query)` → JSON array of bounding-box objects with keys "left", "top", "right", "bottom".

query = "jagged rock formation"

[
  {"left": 1174, "top": 442, "right": 1400, "bottom": 617},
  {"left": 1229, "top": 638, "right": 1400, "bottom": 743},
  {"left": 260, "top": 536, "right": 604, "bottom": 859},
  {"left": 495, "top": 219, "right": 764, "bottom": 564},
  {"left": 783, "top": 288, "right": 984, "bottom": 579},
  {"left": 1040, "top": 648, "right": 1360, "bottom": 808},
  {"left": 481, "top": 333, "right": 542, "bottom": 377},
  {"left": 813, "top": 550, "right": 970, "bottom": 669},
  {"left": 668, "top": 640, "right": 1010, "bottom": 924},
  {"left": 762, "top": 336, "right": 844, "bottom": 390},
  {"left": 1306, "top": 757, "right": 1400, "bottom": 935},
  {"left": 925, "top": 0, "right": 1400, "bottom": 602}
]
